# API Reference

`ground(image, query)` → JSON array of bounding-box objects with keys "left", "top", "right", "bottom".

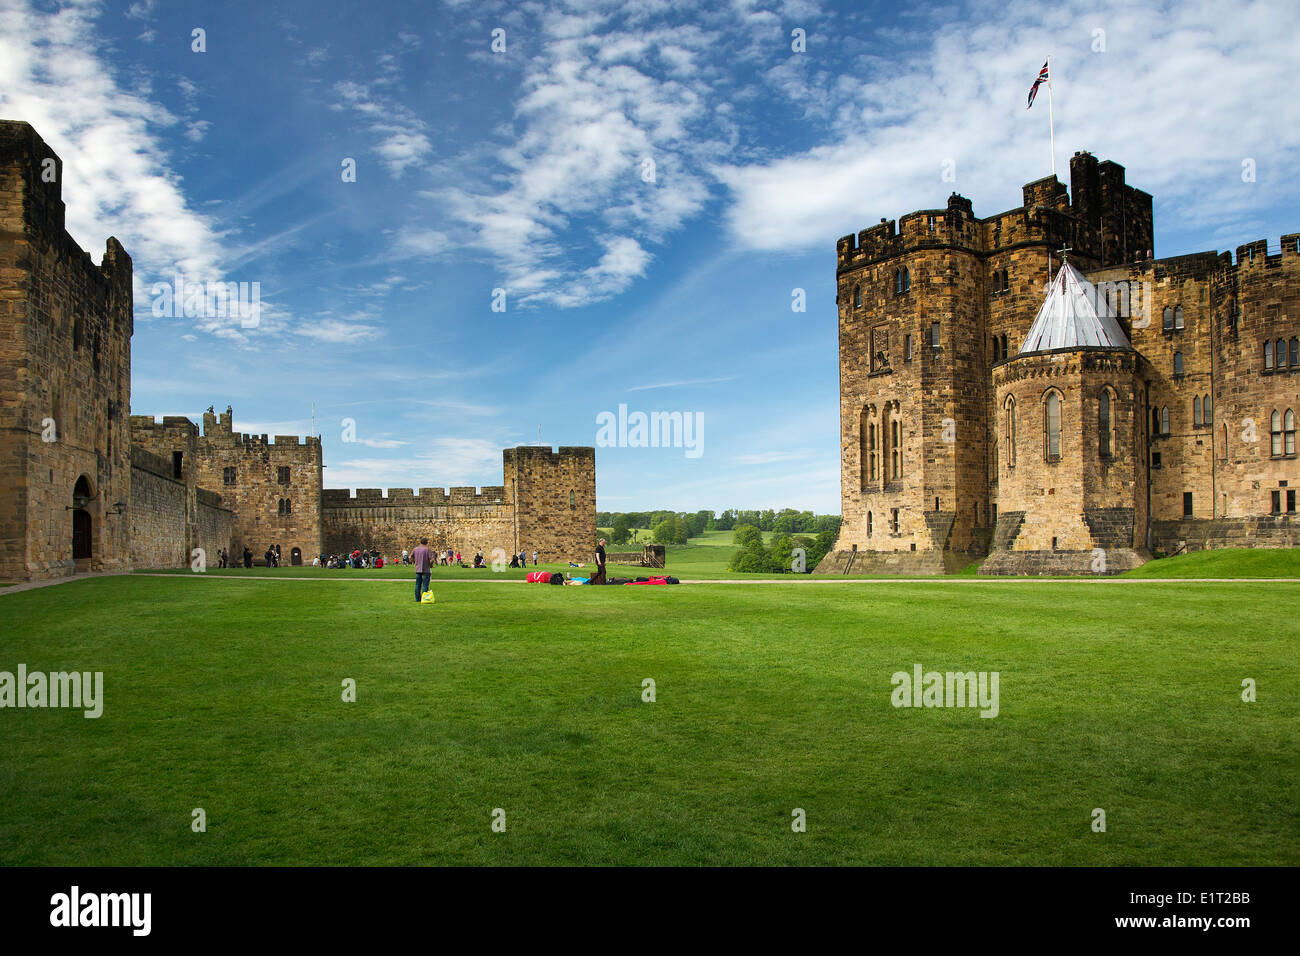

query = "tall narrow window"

[
  {"left": 1183, "top": 492, "right": 1193, "bottom": 517},
  {"left": 993, "top": 336, "right": 1001, "bottom": 362},
  {"left": 1287, "top": 409, "right": 1297, "bottom": 456},
  {"left": 1099, "top": 389, "right": 1113, "bottom": 458},
  {"left": 891, "top": 418, "right": 902, "bottom": 478},
  {"left": 867, "top": 511, "right": 873, "bottom": 536},
  {"left": 1004, "top": 396, "right": 1017, "bottom": 469},
  {"left": 891, "top": 508, "right": 900, "bottom": 533},
  {"left": 1203, "top": 393, "right": 1212, "bottom": 423},
  {"left": 867, "top": 420, "right": 878, "bottom": 482},
  {"left": 1173, "top": 352, "right": 1184, "bottom": 377},
  {"left": 1174, "top": 306, "right": 1184, "bottom": 330},
  {"left": 1193, "top": 395, "right": 1202, "bottom": 426},
  {"left": 569, "top": 490, "right": 576, "bottom": 508},
  {"left": 853, "top": 285, "right": 862, "bottom": 308},
  {"left": 1278, "top": 340, "right": 1287, "bottom": 368},
  {"left": 172, "top": 451, "right": 183, "bottom": 479},
  {"left": 930, "top": 322, "right": 941, "bottom": 348},
  {"left": 905, "top": 334, "right": 913, "bottom": 361},
  {"left": 277, "top": 466, "right": 291, "bottom": 485},
  {"left": 1265, "top": 340, "right": 1275, "bottom": 369},
  {"left": 1161, "top": 406, "right": 1170, "bottom": 435},
  {"left": 1001, "top": 334, "right": 1009, "bottom": 357},
  {"left": 1291, "top": 338, "right": 1299, "bottom": 367},
  {"left": 1163, "top": 307, "right": 1173, "bottom": 331},
  {"left": 1271, "top": 410, "right": 1283, "bottom": 456},
  {"left": 1044, "top": 391, "right": 1061, "bottom": 461}
]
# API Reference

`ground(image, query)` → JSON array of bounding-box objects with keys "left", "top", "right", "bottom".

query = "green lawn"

[
  {"left": 1, "top": 574, "right": 1296, "bottom": 865},
  {"left": 1123, "top": 548, "right": 1300, "bottom": 578}
]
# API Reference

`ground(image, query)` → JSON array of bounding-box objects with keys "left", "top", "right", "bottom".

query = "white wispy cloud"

[{"left": 628, "top": 376, "right": 737, "bottom": 392}]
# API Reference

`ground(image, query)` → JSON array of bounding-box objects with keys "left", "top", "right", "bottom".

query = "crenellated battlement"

[
  {"left": 323, "top": 485, "right": 509, "bottom": 508},
  {"left": 837, "top": 150, "right": 1155, "bottom": 276},
  {"left": 1230, "top": 235, "right": 1300, "bottom": 269}
]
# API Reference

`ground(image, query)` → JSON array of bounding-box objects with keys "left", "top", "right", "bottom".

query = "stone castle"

[
  {"left": 818, "top": 149, "right": 1299, "bottom": 575},
  {"left": 0, "top": 120, "right": 595, "bottom": 582}
]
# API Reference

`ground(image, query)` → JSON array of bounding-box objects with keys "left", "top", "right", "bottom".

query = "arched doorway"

[
  {"left": 72, "top": 475, "right": 93, "bottom": 561},
  {"left": 291, "top": 547, "right": 302, "bottom": 566}
]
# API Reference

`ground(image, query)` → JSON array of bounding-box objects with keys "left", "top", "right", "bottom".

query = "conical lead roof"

[{"left": 1018, "top": 260, "right": 1132, "bottom": 354}]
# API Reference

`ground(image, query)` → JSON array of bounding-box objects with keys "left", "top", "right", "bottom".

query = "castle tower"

[
  {"left": 817, "top": 152, "right": 1155, "bottom": 575},
  {"left": 503, "top": 446, "right": 596, "bottom": 561},
  {"left": 0, "top": 120, "right": 134, "bottom": 581},
  {"left": 984, "top": 261, "right": 1149, "bottom": 573}
]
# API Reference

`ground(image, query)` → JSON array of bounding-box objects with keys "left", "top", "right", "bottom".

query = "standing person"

[
  {"left": 243, "top": 546, "right": 252, "bottom": 568},
  {"left": 275, "top": 544, "right": 282, "bottom": 568},
  {"left": 402, "top": 547, "right": 409, "bottom": 565},
  {"left": 532, "top": 550, "right": 538, "bottom": 566},
  {"left": 591, "top": 538, "right": 608, "bottom": 585},
  {"left": 519, "top": 550, "right": 527, "bottom": 567},
  {"left": 412, "top": 537, "right": 432, "bottom": 603}
]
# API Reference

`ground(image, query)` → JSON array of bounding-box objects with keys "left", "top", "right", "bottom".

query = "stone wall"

[
  {"left": 129, "top": 449, "right": 187, "bottom": 569},
  {"left": 128, "top": 447, "right": 232, "bottom": 569},
  {"left": 321, "top": 487, "right": 514, "bottom": 559},
  {"left": 0, "top": 120, "right": 133, "bottom": 581},
  {"left": 320, "top": 446, "right": 597, "bottom": 563}
]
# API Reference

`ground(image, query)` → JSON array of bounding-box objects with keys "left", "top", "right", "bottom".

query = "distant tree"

[
  {"left": 733, "top": 524, "right": 763, "bottom": 549},
  {"left": 772, "top": 511, "right": 796, "bottom": 534},
  {"left": 816, "top": 514, "right": 842, "bottom": 535},
  {"left": 714, "top": 509, "right": 737, "bottom": 531},
  {"left": 653, "top": 517, "right": 689, "bottom": 545},
  {"left": 611, "top": 514, "right": 631, "bottom": 545},
  {"left": 768, "top": 534, "right": 795, "bottom": 572}
]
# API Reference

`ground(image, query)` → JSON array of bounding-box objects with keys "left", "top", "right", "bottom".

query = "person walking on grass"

[
  {"left": 591, "top": 538, "right": 608, "bottom": 585},
  {"left": 412, "top": 537, "right": 432, "bottom": 603}
]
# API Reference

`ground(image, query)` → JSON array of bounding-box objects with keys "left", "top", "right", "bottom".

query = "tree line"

[{"left": 596, "top": 510, "right": 842, "bottom": 547}]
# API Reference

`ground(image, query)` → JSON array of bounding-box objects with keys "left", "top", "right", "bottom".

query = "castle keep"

[
  {"left": 819, "top": 150, "right": 1299, "bottom": 575},
  {"left": 0, "top": 120, "right": 595, "bottom": 581}
]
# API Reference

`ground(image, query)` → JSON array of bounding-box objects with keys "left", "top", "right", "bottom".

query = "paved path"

[{"left": 5, "top": 571, "right": 1298, "bottom": 597}]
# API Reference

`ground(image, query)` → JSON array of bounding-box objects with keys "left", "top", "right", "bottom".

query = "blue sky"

[{"left": 2, "top": 0, "right": 1296, "bottom": 511}]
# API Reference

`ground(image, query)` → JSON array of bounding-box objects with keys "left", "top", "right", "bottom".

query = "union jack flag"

[{"left": 1027, "top": 60, "right": 1049, "bottom": 109}]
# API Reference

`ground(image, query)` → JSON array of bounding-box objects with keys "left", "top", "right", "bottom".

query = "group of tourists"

[{"left": 214, "top": 547, "right": 268, "bottom": 569}]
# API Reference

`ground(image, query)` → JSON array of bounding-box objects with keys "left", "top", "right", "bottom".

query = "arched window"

[
  {"left": 1163, "top": 307, "right": 1173, "bottom": 332},
  {"left": 1003, "top": 395, "right": 1017, "bottom": 469},
  {"left": 1193, "top": 395, "right": 1202, "bottom": 426},
  {"left": 1271, "top": 410, "right": 1283, "bottom": 456},
  {"left": 861, "top": 407, "right": 876, "bottom": 487},
  {"left": 895, "top": 267, "right": 910, "bottom": 295},
  {"left": 1044, "top": 391, "right": 1061, "bottom": 461},
  {"left": 891, "top": 417, "right": 903, "bottom": 478},
  {"left": 1161, "top": 406, "right": 1170, "bottom": 436},
  {"left": 853, "top": 285, "right": 862, "bottom": 308},
  {"left": 277, "top": 498, "right": 284, "bottom": 515},
  {"left": 1174, "top": 306, "right": 1184, "bottom": 330},
  {"left": 1278, "top": 339, "right": 1286, "bottom": 367},
  {"left": 1099, "top": 388, "right": 1114, "bottom": 458},
  {"left": 1002, "top": 334, "right": 1009, "bottom": 357},
  {"left": 1291, "top": 338, "right": 1299, "bottom": 367},
  {"left": 569, "top": 490, "right": 576, "bottom": 508},
  {"left": 1203, "top": 394, "right": 1212, "bottom": 424},
  {"left": 1265, "top": 340, "right": 1275, "bottom": 369},
  {"left": 1288, "top": 409, "right": 1297, "bottom": 456},
  {"left": 993, "top": 336, "right": 1001, "bottom": 362},
  {"left": 1173, "top": 352, "right": 1184, "bottom": 376},
  {"left": 284, "top": 499, "right": 292, "bottom": 516}
]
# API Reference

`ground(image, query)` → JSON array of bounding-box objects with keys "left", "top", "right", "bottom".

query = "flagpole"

[{"left": 1047, "top": 54, "right": 1056, "bottom": 177}]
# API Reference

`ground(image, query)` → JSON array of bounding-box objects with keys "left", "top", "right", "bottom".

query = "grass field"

[{"left": 1, "top": 566, "right": 1297, "bottom": 866}]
